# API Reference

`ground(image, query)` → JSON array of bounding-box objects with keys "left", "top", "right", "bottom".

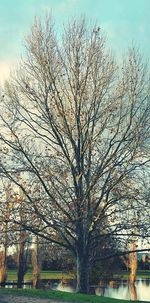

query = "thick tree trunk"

[{"left": 76, "top": 253, "right": 90, "bottom": 294}]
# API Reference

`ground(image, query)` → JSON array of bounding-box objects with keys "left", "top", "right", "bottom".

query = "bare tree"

[{"left": 0, "top": 16, "right": 150, "bottom": 293}]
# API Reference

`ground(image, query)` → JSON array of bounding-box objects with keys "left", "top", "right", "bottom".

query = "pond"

[
  {"left": 95, "top": 278, "right": 150, "bottom": 301},
  {"left": 51, "top": 278, "right": 150, "bottom": 301},
  {"left": 3, "top": 278, "right": 150, "bottom": 301}
]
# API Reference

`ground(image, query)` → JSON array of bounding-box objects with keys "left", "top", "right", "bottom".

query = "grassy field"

[
  {"left": 0, "top": 288, "right": 145, "bottom": 303},
  {"left": 7, "top": 270, "right": 74, "bottom": 281},
  {"left": 6, "top": 269, "right": 150, "bottom": 282},
  {"left": 114, "top": 270, "right": 150, "bottom": 279}
]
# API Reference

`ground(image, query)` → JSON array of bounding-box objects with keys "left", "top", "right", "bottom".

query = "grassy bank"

[{"left": 0, "top": 288, "right": 144, "bottom": 303}]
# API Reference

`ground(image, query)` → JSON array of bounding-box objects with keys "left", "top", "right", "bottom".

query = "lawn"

[
  {"left": 0, "top": 288, "right": 145, "bottom": 303},
  {"left": 7, "top": 270, "right": 74, "bottom": 281},
  {"left": 6, "top": 269, "right": 150, "bottom": 282},
  {"left": 114, "top": 270, "right": 150, "bottom": 279}
]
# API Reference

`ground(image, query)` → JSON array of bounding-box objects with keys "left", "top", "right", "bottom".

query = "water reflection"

[
  {"left": 130, "top": 283, "right": 137, "bottom": 301},
  {"left": 95, "top": 279, "right": 150, "bottom": 301},
  {"left": 56, "top": 283, "right": 74, "bottom": 293},
  {"left": 134, "top": 279, "right": 150, "bottom": 301},
  {"left": 95, "top": 282, "right": 131, "bottom": 300},
  {"left": 52, "top": 278, "right": 150, "bottom": 301}
]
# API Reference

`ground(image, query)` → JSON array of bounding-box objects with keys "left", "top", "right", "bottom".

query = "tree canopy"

[{"left": 0, "top": 16, "right": 150, "bottom": 293}]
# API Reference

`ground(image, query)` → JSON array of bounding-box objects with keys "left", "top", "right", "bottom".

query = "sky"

[{"left": 0, "top": 0, "right": 149, "bottom": 82}]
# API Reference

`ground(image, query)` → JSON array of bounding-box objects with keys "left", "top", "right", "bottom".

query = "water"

[
  {"left": 95, "top": 279, "right": 150, "bottom": 301},
  {"left": 3, "top": 278, "right": 150, "bottom": 301},
  {"left": 52, "top": 278, "right": 150, "bottom": 301}
]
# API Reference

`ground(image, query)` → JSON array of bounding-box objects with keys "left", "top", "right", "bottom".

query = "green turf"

[
  {"left": 114, "top": 270, "right": 150, "bottom": 279},
  {"left": 0, "top": 288, "right": 144, "bottom": 303},
  {"left": 6, "top": 270, "right": 150, "bottom": 282},
  {"left": 7, "top": 270, "right": 74, "bottom": 281}
]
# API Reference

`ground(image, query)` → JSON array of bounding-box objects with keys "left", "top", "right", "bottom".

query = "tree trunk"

[
  {"left": 129, "top": 251, "right": 137, "bottom": 284},
  {"left": 0, "top": 221, "right": 8, "bottom": 286},
  {"left": 129, "top": 244, "right": 138, "bottom": 284},
  {"left": 32, "top": 236, "right": 42, "bottom": 288},
  {"left": 0, "top": 249, "right": 7, "bottom": 285},
  {"left": 32, "top": 237, "right": 41, "bottom": 289},
  {"left": 76, "top": 252, "right": 90, "bottom": 294},
  {"left": 32, "top": 267, "right": 40, "bottom": 289},
  {"left": 17, "top": 241, "right": 26, "bottom": 288}
]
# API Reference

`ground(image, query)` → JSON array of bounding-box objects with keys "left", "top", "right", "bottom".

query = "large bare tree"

[{"left": 0, "top": 17, "right": 150, "bottom": 293}]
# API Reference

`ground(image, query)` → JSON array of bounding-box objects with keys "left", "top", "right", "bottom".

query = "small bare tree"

[{"left": 0, "top": 16, "right": 150, "bottom": 293}]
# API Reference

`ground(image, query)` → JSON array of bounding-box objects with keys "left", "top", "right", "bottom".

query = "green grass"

[
  {"left": 6, "top": 269, "right": 150, "bottom": 282},
  {"left": 7, "top": 270, "right": 74, "bottom": 281},
  {"left": 114, "top": 270, "right": 150, "bottom": 279},
  {"left": 0, "top": 288, "right": 144, "bottom": 303}
]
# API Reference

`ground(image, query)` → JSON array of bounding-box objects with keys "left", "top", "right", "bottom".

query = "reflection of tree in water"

[
  {"left": 137, "top": 278, "right": 150, "bottom": 287},
  {"left": 145, "top": 279, "right": 150, "bottom": 287},
  {"left": 122, "top": 279, "right": 128, "bottom": 288},
  {"left": 130, "top": 283, "right": 137, "bottom": 301},
  {"left": 109, "top": 280, "right": 119, "bottom": 289},
  {"left": 95, "top": 286, "right": 105, "bottom": 296},
  {"left": 95, "top": 279, "right": 150, "bottom": 300},
  {"left": 95, "top": 280, "right": 105, "bottom": 296}
]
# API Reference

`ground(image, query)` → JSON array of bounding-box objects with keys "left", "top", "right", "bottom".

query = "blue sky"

[{"left": 0, "top": 0, "right": 149, "bottom": 81}]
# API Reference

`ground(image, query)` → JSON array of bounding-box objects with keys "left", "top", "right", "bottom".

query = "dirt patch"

[{"left": 0, "top": 295, "right": 73, "bottom": 303}]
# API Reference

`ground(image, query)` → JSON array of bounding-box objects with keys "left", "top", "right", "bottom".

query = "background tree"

[
  {"left": 14, "top": 191, "right": 30, "bottom": 288},
  {"left": 0, "top": 16, "right": 150, "bottom": 293}
]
